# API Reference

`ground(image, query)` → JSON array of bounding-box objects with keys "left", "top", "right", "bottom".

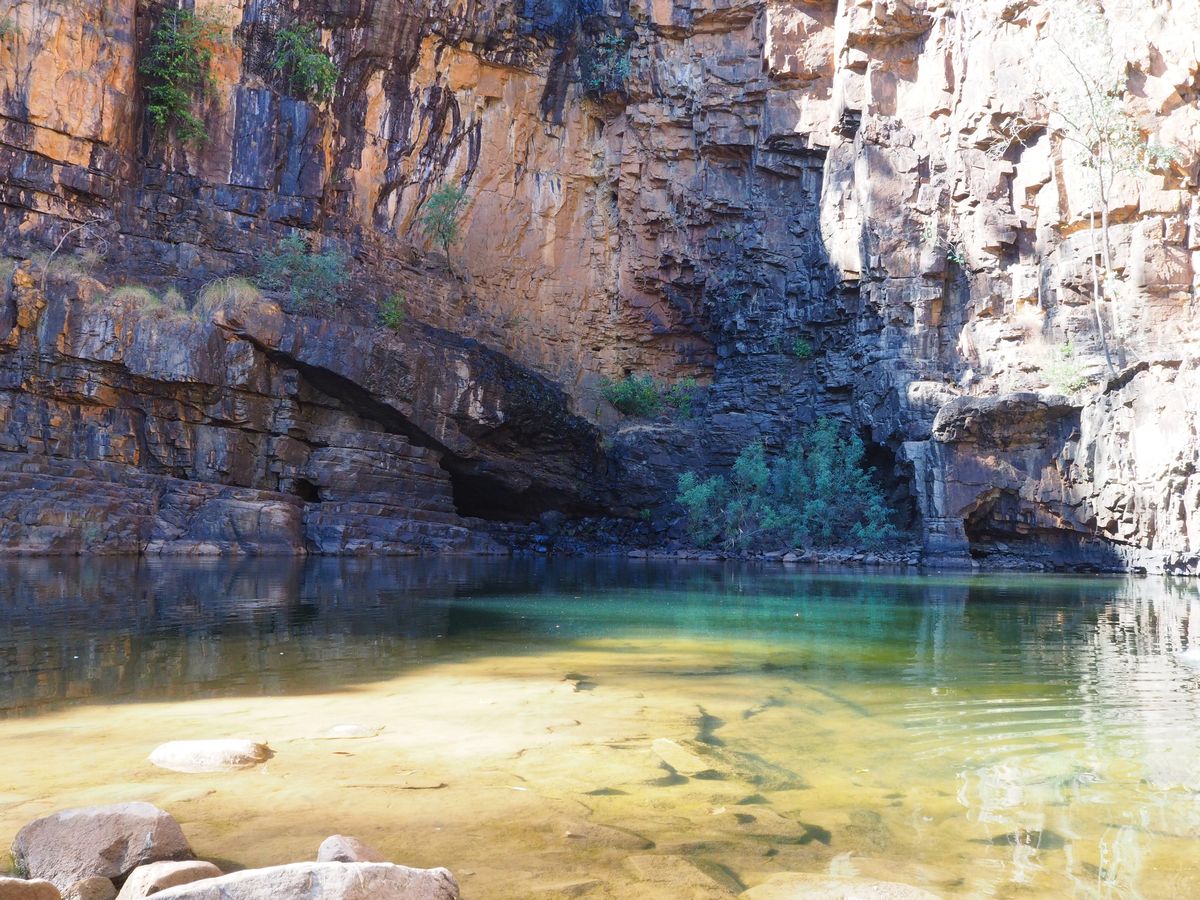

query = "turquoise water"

[{"left": 2, "top": 558, "right": 1199, "bottom": 898}]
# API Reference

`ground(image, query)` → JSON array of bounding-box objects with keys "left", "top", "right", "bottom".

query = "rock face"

[
  {"left": 0, "top": 0, "right": 1197, "bottom": 568},
  {"left": 148, "top": 863, "right": 458, "bottom": 900},
  {"left": 0, "top": 266, "right": 609, "bottom": 555},
  {"left": 147, "top": 740, "right": 271, "bottom": 774},
  {"left": 10, "top": 804, "right": 193, "bottom": 891}
]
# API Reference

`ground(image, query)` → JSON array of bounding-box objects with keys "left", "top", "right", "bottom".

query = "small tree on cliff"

[
  {"left": 140, "top": 8, "right": 222, "bottom": 145},
  {"left": 420, "top": 182, "right": 467, "bottom": 271},
  {"left": 1036, "top": 0, "right": 1178, "bottom": 375}
]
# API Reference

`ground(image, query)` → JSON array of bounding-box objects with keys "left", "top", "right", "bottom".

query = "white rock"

[
  {"left": 115, "top": 862, "right": 222, "bottom": 900},
  {"left": 150, "top": 863, "right": 458, "bottom": 900},
  {"left": 316, "top": 835, "right": 386, "bottom": 863},
  {"left": 11, "top": 803, "right": 192, "bottom": 890},
  {"left": 148, "top": 740, "right": 271, "bottom": 774}
]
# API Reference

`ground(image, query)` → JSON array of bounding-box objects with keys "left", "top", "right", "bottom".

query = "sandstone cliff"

[{"left": 0, "top": 0, "right": 1196, "bottom": 570}]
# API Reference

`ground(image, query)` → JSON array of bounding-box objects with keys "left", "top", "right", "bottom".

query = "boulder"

[
  {"left": 148, "top": 741, "right": 271, "bottom": 774},
  {"left": 316, "top": 836, "right": 387, "bottom": 863},
  {"left": 115, "top": 862, "right": 222, "bottom": 900},
  {"left": 739, "top": 873, "right": 940, "bottom": 899},
  {"left": 11, "top": 804, "right": 193, "bottom": 890},
  {"left": 0, "top": 877, "right": 61, "bottom": 900},
  {"left": 150, "top": 863, "right": 458, "bottom": 900},
  {"left": 62, "top": 879, "right": 115, "bottom": 900}
]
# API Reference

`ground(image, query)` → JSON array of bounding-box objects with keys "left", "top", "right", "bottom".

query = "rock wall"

[
  {"left": 0, "top": 263, "right": 608, "bottom": 554},
  {"left": 0, "top": 0, "right": 1197, "bottom": 568}
]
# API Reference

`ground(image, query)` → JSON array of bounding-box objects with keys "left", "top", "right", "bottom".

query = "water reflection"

[{"left": 2, "top": 558, "right": 1199, "bottom": 897}]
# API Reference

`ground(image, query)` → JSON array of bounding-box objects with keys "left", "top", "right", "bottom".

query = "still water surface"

[{"left": 2, "top": 558, "right": 1200, "bottom": 898}]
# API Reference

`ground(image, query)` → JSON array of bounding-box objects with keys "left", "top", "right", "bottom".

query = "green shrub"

[
  {"left": 602, "top": 374, "right": 704, "bottom": 419},
  {"left": 379, "top": 292, "right": 406, "bottom": 330},
  {"left": 257, "top": 233, "right": 349, "bottom": 311},
  {"left": 140, "top": 9, "right": 221, "bottom": 144},
  {"left": 676, "top": 420, "right": 899, "bottom": 551},
  {"left": 421, "top": 183, "right": 467, "bottom": 264},
  {"left": 273, "top": 24, "right": 339, "bottom": 102},
  {"left": 663, "top": 377, "right": 700, "bottom": 419},
  {"left": 1041, "top": 342, "right": 1088, "bottom": 394},
  {"left": 0, "top": 18, "right": 20, "bottom": 41},
  {"left": 582, "top": 34, "right": 631, "bottom": 98},
  {"left": 791, "top": 338, "right": 814, "bottom": 360},
  {"left": 601, "top": 374, "right": 662, "bottom": 416}
]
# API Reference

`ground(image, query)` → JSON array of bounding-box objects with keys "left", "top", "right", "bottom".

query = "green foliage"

[
  {"left": 0, "top": 17, "right": 20, "bottom": 41},
  {"left": 1041, "top": 342, "right": 1088, "bottom": 394},
  {"left": 257, "top": 233, "right": 349, "bottom": 311},
  {"left": 421, "top": 183, "right": 467, "bottom": 261},
  {"left": 379, "top": 292, "right": 407, "bottom": 330},
  {"left": 601, "top": 374, "right": 661, "bottom": 417},
  {"left": 791, "top": 338, "right": 814, "bottom": 360},
  {"left": 676, "top": 420, "right": 899, "bottom": 551},
  {"left": 663, "top": 377, "right": 700, "bottom": 419},
  {"left": 140, "top": 9, "right": 220, "bottom": 145},
  {"left": 581, "top": 34, "right": 631, "bottom": 98},
  {"left": 600, "top": 374, "right": 702, "bottom": 419},
  {"left": 273, "top": 24, "right": 339, "bottom": 102}
]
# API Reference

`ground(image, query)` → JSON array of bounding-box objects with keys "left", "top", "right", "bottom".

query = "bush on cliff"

[
  {"left": 600, "top": 375, "right": 703, "bottom": 419},
  {"left": 140, "top": 9, "right": 222, "bottom": 144},
  {"left": 421, "top": 183, "right": 467, "bottom": 267},
  {"left": 676, "top": 420, "right": 898, "bottom": 551},
  {"left": 274, "top": 24, "right": 339, "bottom": 102},
  {"left": 581, "top": 34, "right": 631, "bottom": 98},
  {"left": 258, "top": 234, "right": 349, "bottom": 311}
]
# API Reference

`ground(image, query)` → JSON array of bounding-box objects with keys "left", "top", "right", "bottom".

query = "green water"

[{"left": 2, "top": 558, "right": 1199, "bottom": 898}]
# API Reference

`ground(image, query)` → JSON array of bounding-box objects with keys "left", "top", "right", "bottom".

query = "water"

[{"left": 2, "top": 558, "right": 1200, "bottom": 898}]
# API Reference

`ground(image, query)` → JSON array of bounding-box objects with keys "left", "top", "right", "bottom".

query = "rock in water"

[
  {"left": 318, "top": 725, "right": 382, "bottom": 740},
  {"left": 739, "top": 873, "right": 940, "bottom": 899},
  {"left": 148, "top": 740, "right": 271, "bottom": 773},
  {"left": 651, "top": 738, "right": 716, "bottom": 776},
  {"left": 11, "top": 803, "right": 193, "bottom": 890},
  {"left": 0, "top": 877, "right": 62, "bottom": 900},
  {"left": 316, "top": 835, "right": 387, "bottom": 863},
  {"left": 115, "top": 862, "right": 223, "bottom": 900},
  {"left": 149, "top": 863, "right": 458, "bottom": 900}
]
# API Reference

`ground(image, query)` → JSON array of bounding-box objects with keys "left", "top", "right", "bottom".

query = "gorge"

[{"left": 1, "top": 0, "right": 1198, "bottom": 569}]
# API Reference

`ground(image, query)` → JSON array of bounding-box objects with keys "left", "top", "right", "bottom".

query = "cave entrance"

[{"left": 862, "top": 437, "right": 918, "bottom": 532}]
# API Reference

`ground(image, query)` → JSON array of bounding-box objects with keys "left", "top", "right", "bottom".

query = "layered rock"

[
  {"left": 0, "top": 264, "right": 607, "bottom": 554},
  {"left": 0, "top": 0, "right": 1197, "bottom": 567}
]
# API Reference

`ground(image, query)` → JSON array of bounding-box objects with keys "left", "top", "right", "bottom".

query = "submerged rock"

[
  {"left": 115, "top": 862, "right": 223, "bottom": 900},
  {"left": 11, "top": 803, "right": 193, "bottom": 890},
  {"left": 317, "top": 725, "right": 382, "bottom": 740},
  {"left": 739, "top": 873, "right": 940, "bottom": 899},
  {"left": 650, "top": 738, "right": 806, "bottom": 790},
  {"left": 316, "top": 835, "right": 387, "bottom": 864},
  {"left": 148, "top": 740, "right": 271, "bottom": 773},
  {"left": 0, "top": 877, "right": 61, "bottom": 900},
  {"left": 149, "top": 863, "right": 458, "bottom": 900}
]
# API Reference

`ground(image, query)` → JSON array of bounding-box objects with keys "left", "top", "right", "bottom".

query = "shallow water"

[{"left": 2, "top": 558, "right": 1200, "bottom": 898}]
